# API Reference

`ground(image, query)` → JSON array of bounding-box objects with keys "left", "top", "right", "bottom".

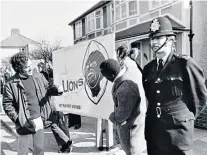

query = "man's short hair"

[
  {"left": 116, "top": 45, "right": 128, "bottom": 59},
  {"left": 10, "top": 52, "right": 29, "bottom": 73},
  {"left": 100, "top": 59, "right": 121, "bottom": 77}
]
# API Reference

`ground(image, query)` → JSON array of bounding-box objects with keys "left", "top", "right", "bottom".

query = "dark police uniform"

[
  {"left": 143, "top": 16, "right": 207, "bottom": 155},
  {"left": 143, "top": 51, "right": 207, "bottom": 155}
]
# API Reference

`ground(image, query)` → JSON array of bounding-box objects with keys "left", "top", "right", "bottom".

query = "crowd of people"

[{"left": 1, "top": 16, "right": 207, "bottom": 155}]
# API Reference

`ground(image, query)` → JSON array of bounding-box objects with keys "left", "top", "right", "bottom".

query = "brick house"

[{"left": 69, "top": 0, "right": 207, "bottom": 128}]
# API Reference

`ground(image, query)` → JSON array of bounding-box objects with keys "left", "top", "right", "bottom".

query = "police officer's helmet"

[{"left": 149, "top": 16, "right": 175, "bottom": 39}]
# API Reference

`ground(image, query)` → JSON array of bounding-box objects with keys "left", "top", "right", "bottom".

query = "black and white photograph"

[{"left": 1, "top": 0, "right": 207, "bottom": 155}]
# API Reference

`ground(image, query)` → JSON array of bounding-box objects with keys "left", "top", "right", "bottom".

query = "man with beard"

[{"left": 142, "top": 16, "right": 207, "bottom": 155}]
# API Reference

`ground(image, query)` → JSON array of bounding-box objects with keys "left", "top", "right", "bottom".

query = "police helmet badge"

[
  {"left": 150, "top": 18, "right": 160, "bottom": 32},
  {"left": 82, "top": 40, "right": 109, "bottom": 105}
]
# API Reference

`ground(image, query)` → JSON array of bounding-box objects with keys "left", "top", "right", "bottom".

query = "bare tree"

[
  {"left": 30, "top": 40, "right": 62, "bottom": 63},
  {"left": 0, "top": 56, "right": 12, "bottom": 76}
]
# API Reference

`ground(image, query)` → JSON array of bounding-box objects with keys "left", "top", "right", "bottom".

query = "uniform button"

[
  {"left": 156, "top": 90, "right": 160, "bottom": 93},
  {"left": 157, "top": 102, "right": 161, "bottom": 106},
  {"left": 157, "top": 115, "right": 160, "bottom": 118}
]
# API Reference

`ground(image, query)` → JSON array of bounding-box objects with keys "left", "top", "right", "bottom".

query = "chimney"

[{"left": 11, "top": 28, "right": 20, "bottom": 35}]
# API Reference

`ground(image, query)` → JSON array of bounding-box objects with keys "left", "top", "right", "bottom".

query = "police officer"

[{"left": 143, "top": 16, "right": 207, "bottom": 155}]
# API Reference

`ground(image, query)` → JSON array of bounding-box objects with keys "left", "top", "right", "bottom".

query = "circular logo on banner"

[{"left": 82, "top": 40, "right": 109, "bottom": 105}]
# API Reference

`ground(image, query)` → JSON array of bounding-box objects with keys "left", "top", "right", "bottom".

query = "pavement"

[
  {"left": 0, "top": 112, "right": 127, "bottom": 155},
  {"left": 0, "top": 92, "right": 207, "bottom": 155}
]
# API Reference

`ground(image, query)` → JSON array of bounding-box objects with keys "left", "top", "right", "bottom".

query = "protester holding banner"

[
  {"left": 35, "top": 63, "right": 74, "bottom": 153},
  {"left": 100, "top": 58, "right": 147, "bottom": 155}
]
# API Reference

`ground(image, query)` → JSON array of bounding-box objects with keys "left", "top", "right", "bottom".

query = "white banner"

[{"left": 52, "top": 34, "right": 116, "bottom": 119}]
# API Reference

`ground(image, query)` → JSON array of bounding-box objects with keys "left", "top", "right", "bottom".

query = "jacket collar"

[
  {"left": 112, "top": 70, "right": 127, "bottom": 94},
  {"left": 12, "top": 73, "right": 25, "bottom": 89},
  {"left": 12, "top": 73, "right": 40, "bottom": 91}
]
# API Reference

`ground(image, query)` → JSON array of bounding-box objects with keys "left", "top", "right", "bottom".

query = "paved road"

[
  {"left": 0, "top": 114, "right": 126, "bottom": 155},
  {"left": 1, "top": 95, "right": 207, "bottom": 155}
]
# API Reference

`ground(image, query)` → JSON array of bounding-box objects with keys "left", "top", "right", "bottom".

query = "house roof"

[
  {"left": 0, "top": 33, "right": 40, "bottom": 48},
  {"left": 115, "top": 16, "right": 187, "bottom": 41},
  {"left": 68, "top": 0, "right": 111, "bottom": 25}
]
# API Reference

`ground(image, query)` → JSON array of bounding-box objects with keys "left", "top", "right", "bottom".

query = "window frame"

[
  {"left": 86, "top": 8, "right": 103, "bottom": 34},
  {"left": 113, "top": 0, "right": 139, "bottom": 23},
  {"left": 128, "top": 0, "right": 138, "bottom": 16},
  {"left": 149, "top": 0, "right": 173, "bottom": 11},
  {"left": 75, "top": 20, "right": 82, "bottom": 39}
]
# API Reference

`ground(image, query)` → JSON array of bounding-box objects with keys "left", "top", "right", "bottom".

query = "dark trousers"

[
  {"left": 145, "top": 109, "right": 195, "bottom": 155},
  {"left": 51, "top": 111, "right": 70, "bottom": 146},
  {"left": 68, "top": 114, "right": 81, "bottom": 126},
  {"left": 147, "top": 143, "right": 194, "bottom": 155}
]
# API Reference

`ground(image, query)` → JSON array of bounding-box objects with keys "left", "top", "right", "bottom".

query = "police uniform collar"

[{"left": 157, "top": 52, "right": 169, "bottom": 66}]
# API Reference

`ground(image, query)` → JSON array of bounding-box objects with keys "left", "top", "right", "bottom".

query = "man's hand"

[
  {"left": 109, "top": 113, "right": 127, "bottom": 125},
  {"left": 47, "top": 84, "right": 63, "bottom": 96},
  {"left": 109, "top": 112, "right": 116, "bottom": 124},
  {"left": 57, "top": 85, "right": 63, "bottom": 95}
]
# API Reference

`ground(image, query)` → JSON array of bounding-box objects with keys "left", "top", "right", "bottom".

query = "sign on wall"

[{"left": 52, "top": 34, "right": 116, "bottom": 119}]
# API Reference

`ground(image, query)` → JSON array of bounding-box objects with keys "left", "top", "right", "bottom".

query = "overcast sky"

[{"left": 0, "top": 0, "right": 99, "bottom": 46}]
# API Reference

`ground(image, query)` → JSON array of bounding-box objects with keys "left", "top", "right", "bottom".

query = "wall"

[
  {"left": 192, "top": 1, "right": 207, "bottom": 129},
  {"left": 141, "top": 39, "right": 151, "bottom": 67}
]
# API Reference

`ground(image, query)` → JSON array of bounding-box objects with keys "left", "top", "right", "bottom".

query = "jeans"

[
  {"left": 51, "top": 111, "right": 70, "bottom": 146},
  {"left": 17, "top": 117, "right": 44, "bottom": 155}
]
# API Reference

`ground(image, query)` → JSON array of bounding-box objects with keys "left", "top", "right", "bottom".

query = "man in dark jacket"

[
  {"left": 2, "top": 52, "right": 73, "bottom": 155},
  {"left": 100, "top": 59, "right": 146, "bottom": 155},
  {"left": 142, "top": 16, "right": 207, "bottom": 155},
  {"left": 33, "top": 67, "right": 73, "bottom": 153},
  {"left": 37, "top": 62, "right": 50, "bottom": 82}
]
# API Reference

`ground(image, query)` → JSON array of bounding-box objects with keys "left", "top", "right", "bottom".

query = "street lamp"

[{"left": 188, "top": 0, "right": 194, "bottom": 57}]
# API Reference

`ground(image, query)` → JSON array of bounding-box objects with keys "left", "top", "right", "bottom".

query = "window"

[
  {"left": 75, "top": 21, "right": 82, "bottom": 39},
  {"left": 111, "top": 9, "right": 114, "bottom": 23},
  {"left": 96, "top": 17, "right": 101, "bottom": 29},
  {"left": 86, "top": 9, "right": 103, "bottom": 33},
  {"left": 121, "top": 3, "right": 127, "bottom": 18},
  {"left": 149, "top": 0, "right": 172, "bottom": 10},
  {"left": 115, "top": 6, "right": 121, "bottom": 21},
  {"left": 129, "top": 1, "right": 137, "bottom": 16},
  {"left": 113, "top": 0, "right": 138, "bottom": 22},
  {"left": 115, "top": 0, "right": 120, "bottom": 6}
]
